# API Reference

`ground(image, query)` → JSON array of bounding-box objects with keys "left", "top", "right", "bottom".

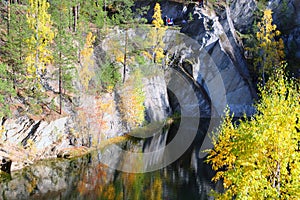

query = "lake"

[{"left": 0, "top": 119, "right": 222, "bottom": 200}]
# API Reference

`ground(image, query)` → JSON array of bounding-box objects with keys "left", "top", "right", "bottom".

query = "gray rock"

[{"left": 143, "top": 75, "right": 171, "bottom": 122}]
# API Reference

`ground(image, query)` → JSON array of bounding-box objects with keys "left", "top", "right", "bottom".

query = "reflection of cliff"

[{"left": 0, "top": 122, "right": 221, "bottom": 199}]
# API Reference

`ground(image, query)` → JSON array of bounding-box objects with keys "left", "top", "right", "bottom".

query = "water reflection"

[{"left": 0, "top": 120, "right": 221, "bottom": 200}]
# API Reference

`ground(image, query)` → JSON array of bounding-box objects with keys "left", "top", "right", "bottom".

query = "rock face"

[
  {"left": 162, "top": 0, "right": 257, "bottom": 117},
  {"left": 229, "top": 0, "right": 257, "bottom": 33},
  {"left": 143, "top": 76, "right": 171, "bottom": 122},
  {"left": 271, "top": 0, "right": 300, "bottom": 76}
]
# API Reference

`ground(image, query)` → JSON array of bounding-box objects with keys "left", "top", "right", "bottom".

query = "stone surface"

[
  {"left": 165, "top": 29, "right": 255, "bottom": 117},
  {"left": 143, "top": 75, "right": 171, "bottom": 122}
]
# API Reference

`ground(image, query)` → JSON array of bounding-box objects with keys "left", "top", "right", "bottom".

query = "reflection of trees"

[
  {"left": 77, "top": 160, "right": 164, "bottom": 200},
  {"left": 77, "top": 163, "right": 113, "bottom": 198}
]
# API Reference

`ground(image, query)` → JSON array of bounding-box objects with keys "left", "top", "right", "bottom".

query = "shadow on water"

[{"left": 0, "top": 118, "right": 222, "bottom": 200}]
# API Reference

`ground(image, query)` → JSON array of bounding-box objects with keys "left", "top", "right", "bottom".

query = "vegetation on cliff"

[{"left": 207, "top": 7, "right": 300, "bottom": 199}]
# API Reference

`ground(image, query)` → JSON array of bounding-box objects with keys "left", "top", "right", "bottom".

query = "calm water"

[{"left": 0, "top": 120, "right": 222, "bottom": 200}]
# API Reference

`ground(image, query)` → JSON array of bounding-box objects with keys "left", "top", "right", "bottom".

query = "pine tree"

[
  {"left": 50, "top": 0, "right": 77, "bottom": 114},
  {"left": 108, "top": 0, "right": 135, "bottom": 83},
  {"left": 254, "top": 9, "right": 285, "bottom": 84},
  {"left": 0, "top": 63, "right": 16, "bottom": 118},
  {"left": 206, "top": 66, "right": 300, "bottom": 199},
  {"left": 0, "top": 3, "right": 30, "bottom": 90}
]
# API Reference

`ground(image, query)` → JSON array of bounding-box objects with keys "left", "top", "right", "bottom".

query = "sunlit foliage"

[
  {"left": 148, "top": 3, "right": 166, "bottom": 64},
  {"left": 207, "top": 66, "right": 300, "bottom": 199},
  {"left": 120, "top": 69, "right": 145, "bottom": 128},
  {"left": 152, "top": 3, "right": 164, "bottom": 28},
  {"left": 254, "top": 9, "right": 285, "bottom": 84},
  {"left": 79, "top": 32, "right": 96, "bottom": 90},
  {"left": 25, "top": 0, "right": 54, "bottom": 83}
]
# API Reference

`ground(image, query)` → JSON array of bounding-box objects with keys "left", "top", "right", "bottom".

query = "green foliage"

[
  {"left": 97, "top": 61, "right": 121, "bottom": 92},
  {"left": 0, "top": 63, "right": 16, "bottom": 118},
  {"left": 0, "top": 3, "right": 30, "bottom": 90},
  {"left": 109, "top": 0, "right": 135, "bottom": 26},
  {"left": 50, "top": 0, "right": 77, "bottom": 108},
  {"left": 206, "top": 66, "right": 300, "bottom": 199},
  {"left": 80, "top": 0, "right": 106, "bottom": 29}
]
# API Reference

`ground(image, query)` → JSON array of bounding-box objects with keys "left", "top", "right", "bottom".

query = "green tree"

[
  {"left": 50, "top": 0, "right": 77, "bottom": 114},
  {"left": 0, "top": 3, "right": 30, "bottom": 89},
  {"left": 0, "top": 63, "right": 16, "bottom": 118},
  {"left": 97, "top": 60, "right": 121, "bottom": 92},
  {"left": 108, "top": 0, "right": 135, "bottom": 83},
  {"left": 254, "top": 9, "right": 285, "bottom": 84},
  {"left": 207, "top": 66, "right": 300, "bottom": 199}
]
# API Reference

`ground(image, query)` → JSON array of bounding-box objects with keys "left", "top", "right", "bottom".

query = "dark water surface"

[{"left": 0, "top": 120, "right": 222, "bottom": 200}]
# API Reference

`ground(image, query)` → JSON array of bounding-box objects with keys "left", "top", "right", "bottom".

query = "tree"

[
  {"left": 0, "top": 3, "right": 30, "bottom": 89},
  {"left": 97, "top": 60, "right": 121, "bottom": 92},
  {"left": 79, "top": 32, "right": 95, "bottom": 91},
  {"left": 254, "top": 9, "right": 285, "bottom": 84},
  {"left": 108, "top": 0, "right": 135, "bottom": 83},
  {"left": 147, "top": 3, "right": 166, "bottom": 64},
  {"left": 25, "top": 0, "right": 54, "bottom": 90},
  {"left": 206, "top": 66, "right": 300, "bottom": 199},
  {"left": 0, "top": 63, "right": 16, "bottom": 118},
  {"left": 120, "top": 69, "right": 145, "bottom": 129},
  {"left": 50, "top": 0, "right": 77, "bottom": 114}
]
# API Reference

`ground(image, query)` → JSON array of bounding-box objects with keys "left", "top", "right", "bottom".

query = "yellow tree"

[
  {"left": 79, "top": 32, "right": 96, "bottom": 90},
  {"left": 120, "top": 69, "right": 145, "bottom": 128},
  {"left": 25, "top": 0, "right": 54, "bottom": 87},
  {"left": 206, "top": 66, "right": 300, "bottom": 199},
  {"left": 255, "top": 9, "right": 285, "bottom": 84},
  {"left": 147, "top": 3, "right": 166, "bottom": 64}
]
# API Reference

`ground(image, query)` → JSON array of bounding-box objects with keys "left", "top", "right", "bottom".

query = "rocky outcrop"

[
  {"left": 271, "top": 0, "right": 300, "bottom": 76},
  {"left": 143, "top": 75, "right": 171, "bottom": 122}
]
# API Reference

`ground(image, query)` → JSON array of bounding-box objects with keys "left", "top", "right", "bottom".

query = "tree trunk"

[
  {"left": 59, "top": 54, "right": 62, "bottom": 114},
  {"left": 7, "top": 1, "right": 10, "bottom": 36},
  {"left": 59, "top": 11, "right": 63, "bottom": 114},
  {"left": 123, "top": 29, "right": 128, "bottom": 83},
  {"left": 73, "top": 5, "right": 79, "bottom": 32}
]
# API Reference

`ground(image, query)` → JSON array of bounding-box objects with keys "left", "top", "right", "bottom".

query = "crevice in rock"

[{"left": 21, "top": 121, "right": 41, "bottom": 146}]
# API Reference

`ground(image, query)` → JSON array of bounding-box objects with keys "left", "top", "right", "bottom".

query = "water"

[{"left": 0, "top": 120, "right": 222, "bottom": 200}]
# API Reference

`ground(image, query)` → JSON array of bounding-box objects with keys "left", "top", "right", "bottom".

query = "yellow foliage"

[
  {"left": 207, "top": 66, "right": 300, "bottom": 199},
  {"left": 254, "top": 9, "right": 285, "bottom": 82},
  {"left": 142, "top": 51, "right": 153, "bottom": 60},
  {"left": 147, "top": 3, "right": 166, "bottom": 64},
  {"left": 79, "top": 32, "right": 96, "bottom": 90},
  {"left": 26, "top": 0, "right": 54, "bottom": 80},
  {"left": 120, "top": 70, "right": 145, "bottom": 128},
  {"left": 147, "top": 27, "right": 166, "bottom": 64},
  {"left": 152, "top": 3, "right": 164, "bottom": 28}
]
